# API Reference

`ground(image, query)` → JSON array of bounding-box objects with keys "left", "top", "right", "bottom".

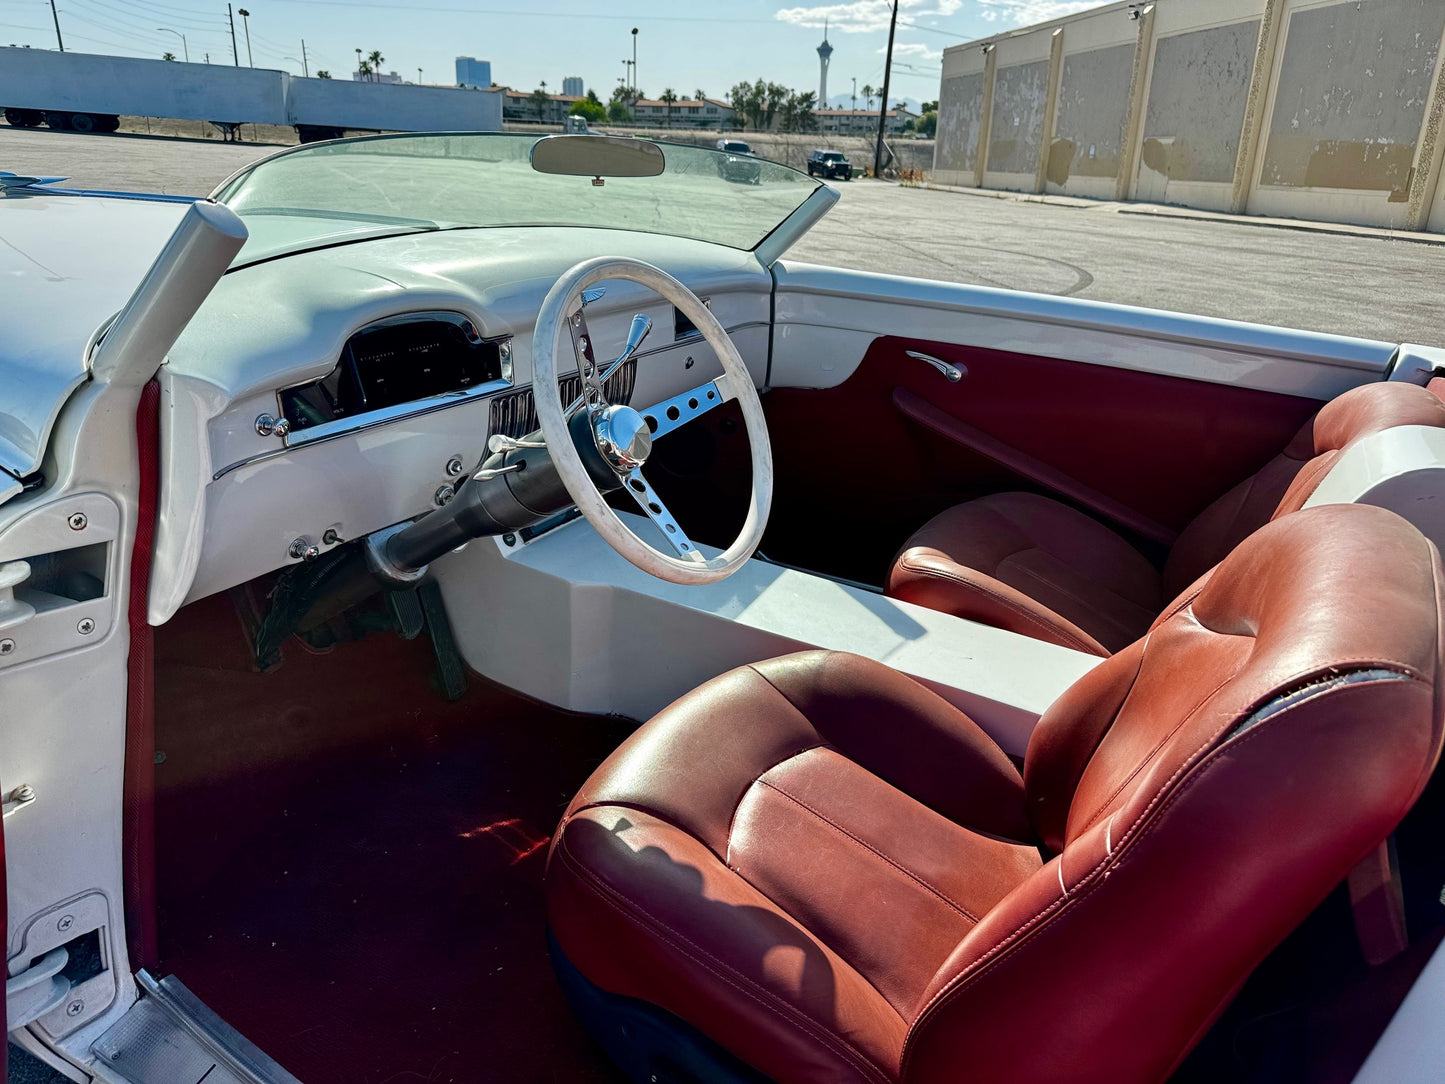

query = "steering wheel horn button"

[{"left": 592, "top": 405, "right": 654, "bottom": 473}]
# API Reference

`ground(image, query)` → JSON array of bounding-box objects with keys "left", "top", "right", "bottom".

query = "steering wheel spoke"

[
  {"left": 567, "top": 306, "right": 607, "bottom": 413},
  {"left": 623, "top": 469, "right": 703, "bottom": 561},
  {"left": 639, "top": 375, "right": 735, "bottom": 442}
]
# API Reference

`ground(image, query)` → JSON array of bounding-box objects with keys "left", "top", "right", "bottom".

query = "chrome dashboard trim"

[
  {"left": 210, "top": 318, "right": 766, "bottom": 482},
  {"left": 212, "top": 378, "right": 511, "bottom": 480}
]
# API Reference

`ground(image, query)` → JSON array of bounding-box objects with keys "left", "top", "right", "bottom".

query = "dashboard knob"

[{"left": 255, "top": 413, "right": 291, "bottom": 439}]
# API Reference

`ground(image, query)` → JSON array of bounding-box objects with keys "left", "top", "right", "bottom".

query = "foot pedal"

[
  {"left": 387, "top": 588, "right": 425, "bottom": 640},
  {"left": 418, "top": 581, "right": 467, "bottom": 701}
]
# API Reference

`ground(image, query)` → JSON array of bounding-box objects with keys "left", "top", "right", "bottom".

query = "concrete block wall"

[{"left": 934, "top": 0, "right": 1445, "bottom": 232}]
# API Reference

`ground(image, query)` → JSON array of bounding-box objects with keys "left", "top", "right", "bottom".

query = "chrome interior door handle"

[{"left": 906, "top": 350, "right": 965, "bottom": 383}]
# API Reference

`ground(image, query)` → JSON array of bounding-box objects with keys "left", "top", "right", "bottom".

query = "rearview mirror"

[{"left": 530, "top": 135, "right": 665, "bottom": 179}]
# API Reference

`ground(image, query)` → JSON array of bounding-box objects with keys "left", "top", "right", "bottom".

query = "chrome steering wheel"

[{"left": 530, "top": 256, "right": 772, "bottom": 584}]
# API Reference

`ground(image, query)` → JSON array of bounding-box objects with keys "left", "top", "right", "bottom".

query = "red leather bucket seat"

[
  {"left": 546, "top": 503, "right": 1444, "bottom": 1084},
  {"left": 886, "top": 381, "right": 1445, "bottom": 655}
]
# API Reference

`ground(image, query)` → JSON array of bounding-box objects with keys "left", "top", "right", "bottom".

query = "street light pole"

[
  {"left": 157, "top": 27, "right": 188, "bottom": 62},
  {"left": 873, "top": 0, "right": 899, "bottom": 179},
  {"left": 48, "top": 0, "right": 64, "bottom": 51},
  {"left": 300, "top": 38, "right": 308, "bottom": 77},
  {"left": 237, "top": 8, "right": 253, "bottom": 67},
  {"left": 631, "top": 27, "right": 638, "bottom": 95},
  {"left": 417, "top": 67, "right": 423, "bottom": 84},
  {"left": 227, "top": 4, "right": 239, "bottom": 65}
]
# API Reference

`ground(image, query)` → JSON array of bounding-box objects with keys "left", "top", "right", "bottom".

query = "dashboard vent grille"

[{"left": 489, "top": 360, "right": 638, "bottom": 440}]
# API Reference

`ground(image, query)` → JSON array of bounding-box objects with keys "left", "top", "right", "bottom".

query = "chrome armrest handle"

[{"left": 906, "top": 350, "right": 965, "bottom": 383}]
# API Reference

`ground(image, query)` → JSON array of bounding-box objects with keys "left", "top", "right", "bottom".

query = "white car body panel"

[{"left": 0, "top": 195, "right": 188, "bottom": 480}]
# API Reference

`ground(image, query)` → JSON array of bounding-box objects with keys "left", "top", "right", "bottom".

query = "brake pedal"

[{"left": 418, "top": 581, "right": 468, "bottom": 701}]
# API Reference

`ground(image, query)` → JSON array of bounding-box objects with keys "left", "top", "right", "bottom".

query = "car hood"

[{"left": 0, "top": 192, "right": 191, "bottom": 486}]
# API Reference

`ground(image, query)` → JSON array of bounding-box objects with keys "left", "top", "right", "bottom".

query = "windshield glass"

[{"left": 215, "top": 132, "right": 821, "bottom": 267}]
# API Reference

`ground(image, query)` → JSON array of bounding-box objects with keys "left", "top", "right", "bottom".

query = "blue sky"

[{"left": 0, "top": 0, "right": 1104, "bottom": 109}]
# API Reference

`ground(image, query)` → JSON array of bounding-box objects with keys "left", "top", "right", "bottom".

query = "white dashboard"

[{"left": 148, "top": 226, "right": 774, "bottom": 623}]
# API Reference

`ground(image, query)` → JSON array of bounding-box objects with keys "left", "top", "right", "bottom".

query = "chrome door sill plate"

[{"left": 90, "top": 971, "right": 300, "bottom": 1084}]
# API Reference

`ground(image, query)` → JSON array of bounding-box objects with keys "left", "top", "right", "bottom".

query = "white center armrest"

[{"left": 432, "top": 511, "right": 1101, "bottom": 755}]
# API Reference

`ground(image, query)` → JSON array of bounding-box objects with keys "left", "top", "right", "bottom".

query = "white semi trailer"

[{"left": 0, "top": 48, "right": 503, "bottom": 142}]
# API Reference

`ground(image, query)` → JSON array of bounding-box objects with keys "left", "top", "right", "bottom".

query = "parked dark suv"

[{"left": 807, "top": 149, "right": 853, "bottom": 180}]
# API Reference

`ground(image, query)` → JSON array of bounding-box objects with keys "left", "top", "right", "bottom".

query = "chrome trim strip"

[
  {"left": 212, "top": 379, "right": 509, "bottom": 480},
  {"left": 20, "top": 186, "right": 202, "bottom": 205},
  {"left": 211, "top": 319, "right": 764, "bottom": 482},
  {"left": 774, "top": 266, "right": 1395, "bottom": 371}
]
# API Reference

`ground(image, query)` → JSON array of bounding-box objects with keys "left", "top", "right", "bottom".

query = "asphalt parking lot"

[{"left": 3, "top": 125, "right": 1440, "bottom": 346}]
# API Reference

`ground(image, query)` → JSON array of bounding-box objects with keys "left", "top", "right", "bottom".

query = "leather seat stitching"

[
  {"left": 755, "top": 777, "right": 982, "bottom": 924},
  {"left": 556, "top": 840, "right": 897, "bottom": 1084},
  {"left": 896, "top": 555, "right": 1101, "bottom": 654},
  {"left": 1074, "top": 665, "right": 1241, "bottom": 837},
  {"left": 723, "top": 741, "right": 828, "bottom": 869},
  {"left": 906, "top": 672, "right": 1425, "bottom": 1061}
]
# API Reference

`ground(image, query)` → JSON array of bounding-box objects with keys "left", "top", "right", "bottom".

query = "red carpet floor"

[{"left": 153, "top": 592, "right": 633, "bottom": 1083}]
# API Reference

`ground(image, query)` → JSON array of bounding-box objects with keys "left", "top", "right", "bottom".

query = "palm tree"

[
  {"left": 660, "top": 87, "right": 678, "bottom": 128},
  {"left": 862, "top": 84, "right": 875, "bottom": 112},
  {"left": 694, "top": 88, "right": 706, "bottom": 103},
  {"left": 162, "top": 51, "right": 176, "bottom": 61},
  {"left": 358, "top": 59, "right": 373, "bottom": 81},
  {"left": 367, "top": 49, "right": 384, "bottom": 82},
  {"left": 531, "top": 85, "right": 549, "bottom": 122}
]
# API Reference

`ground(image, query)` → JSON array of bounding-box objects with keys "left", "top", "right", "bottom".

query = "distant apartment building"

[
  {"left": 815, "top": 107, "right": 917, "bottom": 136},
  {"left": 455, "top": 57, "right": 492, "bottom": 88},
  {"left": 562, "top": 76, "right": 583, "bottom": 97},
  {"left": 353, "top": 69, "right": 405, "bottom": 85},
  {"left": 629, "top": 97, "right": 735, "bottom": 129},
  {"left": 501, "top": 88, "right": 583, "bottom": 123}
]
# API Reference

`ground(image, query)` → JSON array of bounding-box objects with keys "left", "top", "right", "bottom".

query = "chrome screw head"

[
  {"left": 434, "top": 485, "right": 455, "bottom": 506},
  {"left": 0, "top": 639, "right": 13, "bottom": 656},
  {"left": 67, "top": 512, "right": 87, "bottom": 531},
  {"left": 445, "top": 456, "right": 464, "bottom": 477},
  {"left": 289, "top": 538, "right": 319, "bottom": 562},
  {"left": 77, "top": 618, "right": 95, "bottom": 635}
]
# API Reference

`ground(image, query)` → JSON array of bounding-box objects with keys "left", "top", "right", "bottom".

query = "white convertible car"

[{"left": 3, "top": 133, "right": 1445, "bottom": 1084}]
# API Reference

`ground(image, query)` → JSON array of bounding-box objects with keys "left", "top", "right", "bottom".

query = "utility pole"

[
  {"left": 873, "top": 0, "right": 899, "bottom": 179},
  {"left": 227, "top": 4, "right": 239, "bottom": 65},
  {"left": 48, "top": 0, "right": 64, "bottom": 51},
  {"left": 238, "top": 8, "right": 252, "bottom": 67},
  {"left": 300, "top": 39, "right": 308, "bottom": 77}
]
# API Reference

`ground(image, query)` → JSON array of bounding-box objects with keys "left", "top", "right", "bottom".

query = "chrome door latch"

[{"left": 906, "top": 350, "right": 965, "bottom": 383}]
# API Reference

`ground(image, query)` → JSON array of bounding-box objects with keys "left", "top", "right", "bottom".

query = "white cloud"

[
  {"left": 882, "top": 41, "right": 943, "bottom": 61},
  {"left": 777, "top": 0, "right": 963, "bottom": 34},
  {"left": 975, "top": 0, "right": 1109, "bottom": 25}
]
